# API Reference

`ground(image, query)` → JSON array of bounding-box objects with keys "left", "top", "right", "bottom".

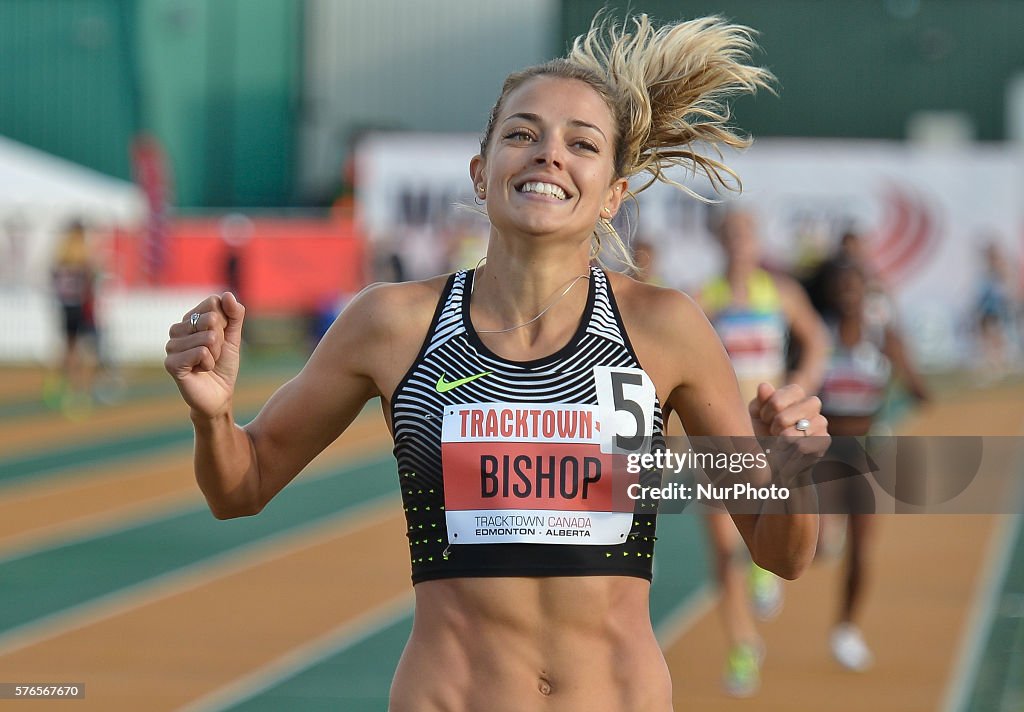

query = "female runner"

[
  {"left": 817, "top": 260, "right": 928, "bottom": 671},
  {"left": 165, "top": 14, "right": 825, "bottom": 711},
  {"left": 699, "top": 207, "right": 827, "bottom": 695}
]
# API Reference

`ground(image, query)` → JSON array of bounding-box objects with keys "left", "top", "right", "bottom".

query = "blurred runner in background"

[
  {"left": 46, "top": 219, "right": 100, "bottom": 415},
  {"left": 699, "top": 206, "right": 828, "bottom": 697},
  {"left": 815, "top": 259, "right": 929, "bottom": 671}
]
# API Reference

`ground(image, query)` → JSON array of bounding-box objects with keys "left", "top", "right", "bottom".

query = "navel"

[{"left": 537, "top": 676, "right": 553, "bottom": 696}]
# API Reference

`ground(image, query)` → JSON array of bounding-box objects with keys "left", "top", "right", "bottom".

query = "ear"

[
  {"left": 602, "top": 177, "right": 629, "bottom": 219},
  {"left": 469, "top": 155, "right": 485, "bottom": 194}
]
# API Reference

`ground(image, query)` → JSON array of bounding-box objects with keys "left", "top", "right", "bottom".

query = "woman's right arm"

[{"left": 164, "top": 284, "right": 410, "bottom": 519}]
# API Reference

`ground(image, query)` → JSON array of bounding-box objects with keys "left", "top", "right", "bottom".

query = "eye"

[
  {"left": 572, "top": 138, "right": 599, "bottom": 152},
  {"left": 504, "top": 128, "right": 535, "bottom": 142}
]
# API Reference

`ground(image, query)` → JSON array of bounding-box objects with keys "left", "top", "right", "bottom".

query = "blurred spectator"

[
  {"left": 220, "top": 213, "right": 253, "bottom": 302},
  {"left": 46, "top": 219, "right": 100, "bottom": 415},
  {"left": 974, "top": 240, "right": 1020, "bottom": 382},
  {"left": 308, "top": 292, "right": 355, "bottom": 351}
]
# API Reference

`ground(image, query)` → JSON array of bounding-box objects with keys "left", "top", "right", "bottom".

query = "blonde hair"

[{"left": 480, "top": 13, "right": 772, "bottom": 271}]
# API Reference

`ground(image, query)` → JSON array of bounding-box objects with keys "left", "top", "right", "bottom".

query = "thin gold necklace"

[{"left": 470, "top": 258, "right": 590, "bottom": 335}]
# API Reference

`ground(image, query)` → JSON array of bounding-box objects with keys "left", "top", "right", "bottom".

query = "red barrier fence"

[{"left": 109, "top": 214, "right": 368, "bottom": 313}]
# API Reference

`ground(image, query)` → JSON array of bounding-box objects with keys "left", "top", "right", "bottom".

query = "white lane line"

[
  {"left": 0, "top": 493, "right": 400, "bottom": 656},
  {"left": 941, "top": 511, "right": 1023, "bottom": 712}
]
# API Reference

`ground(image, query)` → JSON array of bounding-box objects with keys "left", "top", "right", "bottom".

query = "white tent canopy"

[
  {"left": 0, "top": 135, "right": 148, "bottom": 362},
  {"left": 0, "top": 134, "right": 145, "bottom": 221},
  {"left": 0, "top": 134, "right": 146, "bottom": 285}
]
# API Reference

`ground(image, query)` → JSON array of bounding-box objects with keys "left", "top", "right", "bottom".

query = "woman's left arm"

[
  {"left": 738, "top": 381, "right": 827, "bottom": 578},
  {"left": 632, "top": 286, "right": 823, "bottom": 579}
]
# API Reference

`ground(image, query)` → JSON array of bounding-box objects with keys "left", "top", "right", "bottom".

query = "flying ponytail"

[
  {"left": 568, "top": 13, "right": 773, "bottom": 197},
  {"left": 480, "top": 13, "right": 772, "bottom": 268}
]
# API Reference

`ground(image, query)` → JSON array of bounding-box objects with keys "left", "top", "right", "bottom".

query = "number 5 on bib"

[{"left": 594, "top": 366, "right": 656, "bottom": 455}]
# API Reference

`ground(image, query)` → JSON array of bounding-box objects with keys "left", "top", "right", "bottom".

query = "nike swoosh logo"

[{"left": 435, "top": 371, "right": 492, "bottom": 393}]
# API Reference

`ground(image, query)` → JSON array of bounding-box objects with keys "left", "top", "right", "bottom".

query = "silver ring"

[
  {"left": 189, "top": 312, "right": 201, "bottom": 333},
  {"left": 795, "top": 418, "right": 811, "bottom": 435}
]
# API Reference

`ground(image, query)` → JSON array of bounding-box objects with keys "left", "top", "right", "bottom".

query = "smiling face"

[{"left": 471, "top": 76, "right": 627, "bottom": 244}]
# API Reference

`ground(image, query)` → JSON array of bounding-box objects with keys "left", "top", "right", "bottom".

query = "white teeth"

[{"left": 519, "top": 181, "right": 567, "bottom": 200}]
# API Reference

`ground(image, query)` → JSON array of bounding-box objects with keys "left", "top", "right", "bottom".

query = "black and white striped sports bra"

[{"left": 391, "top": 267, "right": 664, "bottom": 583}]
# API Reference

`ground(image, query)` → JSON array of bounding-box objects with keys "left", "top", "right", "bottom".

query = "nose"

[{"left": 533, "top": 135, "right": 565, "bottom": 169}]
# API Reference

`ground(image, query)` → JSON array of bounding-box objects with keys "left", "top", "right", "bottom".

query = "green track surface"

[
  {"left": 0, "top": 407, "right": 272, "bottom": 485},
  {"left": 4, "top": 368, "right": 1017, "bottom": 709},
  {"left": 964, "top": 516, "right": 1024, "bottom": 712},
  {"left": 0, "top": 455, "right": 397, "bottom": 639}
]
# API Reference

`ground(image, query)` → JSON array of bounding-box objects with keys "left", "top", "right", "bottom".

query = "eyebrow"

[{"left": 502, "top": 112, "right": 607, "bottom": 141}]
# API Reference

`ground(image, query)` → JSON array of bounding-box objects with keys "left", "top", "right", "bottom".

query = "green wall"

[
  {"left": 0, "top": 0, "right": 300, "bottom": 207},
  {"left": 0, "top": 0, "right": 139, "bottom": 179},
  {"left": 6, "top": 1, "right": 1020, "bottom": 207},
  {"left": 560, "top": 0, "right": 1024, "bottom": 140}
]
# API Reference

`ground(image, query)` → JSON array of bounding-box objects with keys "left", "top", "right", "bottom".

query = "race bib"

[{"left": 440, "top": 368, "right": 656, "bottom": 546}]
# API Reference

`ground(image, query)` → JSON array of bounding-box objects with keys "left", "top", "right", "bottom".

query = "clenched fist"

[{"left": 164, "top": 292, "right": 246, "bottom": 419}]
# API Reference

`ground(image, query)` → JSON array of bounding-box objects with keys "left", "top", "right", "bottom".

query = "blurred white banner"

[{"left": 357, "top": 136, "right": 1024, "bottom": 369}]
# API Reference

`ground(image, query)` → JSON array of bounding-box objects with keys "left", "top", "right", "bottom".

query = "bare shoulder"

[
  {"left": 307, "top": 274, "right": 453, "bottom": 396},
  {"left": 342, "top": 276, "right": 450, "bottom": 332},
  {"left": 605, "top": 271, "right": 725, "bottom": 398},
  {"left": 605, "top": 271, "right": 709, "bottom": 346}
]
